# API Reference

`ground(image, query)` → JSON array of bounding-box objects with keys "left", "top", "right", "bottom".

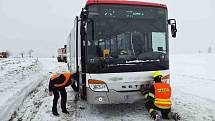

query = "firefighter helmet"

[{"left": 152, "top": 71, "right": 162, "bottom": 78}]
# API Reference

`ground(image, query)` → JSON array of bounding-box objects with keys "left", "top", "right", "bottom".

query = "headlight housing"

[{"left": 88, "top": 79, "right": 108, "bottom": 92}]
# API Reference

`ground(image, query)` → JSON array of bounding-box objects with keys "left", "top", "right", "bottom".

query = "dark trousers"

[
  {"left": 52, "top": 88, "right": 67, "bottom": 113},
  {"left": 145, "top": 100, "right": 171, "bottom": 119}
]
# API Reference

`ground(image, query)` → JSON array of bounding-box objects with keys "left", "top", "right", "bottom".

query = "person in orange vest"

[
  {"left": 48, "top": 71, "right": 79, "bottom": 116},
  {"left": 142, "top": 71, "right": 180, "bottom": 121}
]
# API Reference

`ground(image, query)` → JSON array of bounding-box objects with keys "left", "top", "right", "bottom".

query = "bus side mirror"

[
  {"left": 81, "top": 9, "right": 88, "bottom": 22},
  {"left": 168, "top": 19, "right": 177, "bottom": 38}
]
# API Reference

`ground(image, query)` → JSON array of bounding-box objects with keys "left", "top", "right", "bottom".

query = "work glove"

[{"left": 142, "top": 90, "right": 150, "bottom": 96}]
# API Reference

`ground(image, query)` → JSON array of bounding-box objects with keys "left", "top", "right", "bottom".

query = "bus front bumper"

[{"left": 86, "top": 88, "right": 144, "bottom": 104}]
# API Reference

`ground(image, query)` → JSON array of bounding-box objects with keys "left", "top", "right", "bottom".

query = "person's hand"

[
  {"left": 71, "top": 79, "right": 76, "bottom": 84},
  {"left": 48, "top": 91, "right": 53, "bottom": 96},
  {"left": 142, "top": 90, "right": 149, "bottom": 95}
]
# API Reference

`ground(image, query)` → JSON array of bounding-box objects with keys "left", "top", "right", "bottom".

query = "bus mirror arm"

[
  {"left": 168, "top": 19, "right": 177, "bottom": 38},
  {"left": 89, "top": 19, "right": 95, "bottom": 42},
  {"left": 80, "top": 8, "right": 88, "bottom": 36},
  {"left": 81, "top": 26, "right": 86, "bottom": 36},
  {"left": 81, "top": 8, "right": 88, "bottom": 22}
]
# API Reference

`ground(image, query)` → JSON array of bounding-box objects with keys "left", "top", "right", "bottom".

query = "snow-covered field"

[
  {"left": 0, "top": 54, "right": 215, "bottom": 121},
  {"left": 171, "top": 54, "right": 215, "bottom": 121}
]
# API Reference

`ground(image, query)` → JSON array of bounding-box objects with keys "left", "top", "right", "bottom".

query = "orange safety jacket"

[
  {"left": 154, "top": 83, "right": 172, "bottom": 109},
  {"left": 50, "top": 72, "right": 71, "bottom": 88}
]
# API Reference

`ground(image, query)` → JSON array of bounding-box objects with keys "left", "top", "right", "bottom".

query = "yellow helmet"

[{"left": 152, "top": 71, "right": 162, "bottom": 78}]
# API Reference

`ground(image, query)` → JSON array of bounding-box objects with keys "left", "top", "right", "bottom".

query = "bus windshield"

[{"left": 86, "top": 4, "right": 169, "bottom": 73}]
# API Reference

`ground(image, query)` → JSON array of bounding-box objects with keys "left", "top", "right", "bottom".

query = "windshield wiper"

[
  {"left": 107, "top": 63, "right": 136, "bottom": 67},
  {"left": 126, "top": 59, "right": 168, "bottom": 69},
  {"left": 151, "top": 62, "right": 168, "bottom": 68},
  {"left": 126, "top": 59, "right": 160, "bottom": 63}
]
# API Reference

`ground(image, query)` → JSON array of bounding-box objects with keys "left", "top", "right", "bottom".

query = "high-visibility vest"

[
  {"left": 50, "top": 72, "right": 71, "bottom": 88},
  {"left": 154, "top": 83, "right": 172, "bottom": 109}
]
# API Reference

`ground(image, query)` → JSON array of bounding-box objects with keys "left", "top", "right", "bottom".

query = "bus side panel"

[{"left": 69, "top": 19, "right": 77, "bottom": 74}]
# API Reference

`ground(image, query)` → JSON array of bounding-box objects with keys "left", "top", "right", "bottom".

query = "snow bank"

[
  {"left": 0, "top": 58, "right": 45, "bottom": 121},
  {"left": 10, "top": 58, "right": 71, "bottom": 121}
]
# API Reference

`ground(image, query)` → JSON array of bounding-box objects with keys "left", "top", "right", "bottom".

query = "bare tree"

[
  {"left": 20, "top": 51, "right": 24, "bottom": 58},
  {"left": 208, "top": 46, "right": 212, "bottom": 54},
  {"left": 198, "top": 50, "right": 201, "bottom": 54},
  {"left": 28, "top": 49, "right": 34, "bottom": 58}
]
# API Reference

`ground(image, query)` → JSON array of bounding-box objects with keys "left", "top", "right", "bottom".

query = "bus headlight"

[
  {"left": 89, "top": 84, "right": 108, "bottom": 92},
  {"left": 88, "top": 79, "right": 108, "bottom": 92}
]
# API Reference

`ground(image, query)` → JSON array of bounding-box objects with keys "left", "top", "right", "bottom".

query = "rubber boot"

[
  {"left": 168, "top": 112, "right": 181, "bottom": 121},
  {"left": 151, "top": 110, "right": 162, "bottom": 121},
  {"left": 154, "top": 114, "right": 161, "bottom": 121},
  {"left": 62, "top": 109, "right": 69, "bottom": 114},
  {"left": 172, "top": 113, "right": 181, "bottom": 121},
  {"left": 52, "top": 108, "right": 59, "bottom": 116},
  {"left": 53, "top": 111, "right": 59, "bottom": 116}
]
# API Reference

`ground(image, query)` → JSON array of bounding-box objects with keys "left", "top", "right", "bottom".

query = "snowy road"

[{"left": 1, "top": 54, "right": 215, "bottom": 121}]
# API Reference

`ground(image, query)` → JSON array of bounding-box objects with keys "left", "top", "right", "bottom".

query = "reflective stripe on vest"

[
  {"left": 148, "top": 92, "right": 155, "bottom": 98},
  {"left": 144, "top": 92, "right": 155, "bottom": 99},
  {"left": 54, "top": 72, "right": 71, "bottom": 88},
  {"left": 154, "top": 83, "right": 172, "bottom": 109}
]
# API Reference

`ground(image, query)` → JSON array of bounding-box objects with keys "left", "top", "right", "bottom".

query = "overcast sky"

[{"left": 0, "top": 0, "right": 215, "bottom": 57}]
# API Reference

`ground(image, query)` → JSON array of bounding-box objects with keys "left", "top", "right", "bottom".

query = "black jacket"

[{"left": 49, "top": 74, "right": 72, "bottom": 92}]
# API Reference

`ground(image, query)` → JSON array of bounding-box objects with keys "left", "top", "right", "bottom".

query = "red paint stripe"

[{"left": 86, "top": 0, "right": 167, "bottom": 8}]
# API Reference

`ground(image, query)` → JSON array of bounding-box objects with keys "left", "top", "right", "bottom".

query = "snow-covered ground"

[
  {"left": 0, "top": 54, "right": 215, "bottom": 121},
  {"left": 0, "top": 58, "right": 43, "bottom": 121},
  {"left": 170, "top": 54, "right": 215, "bottom": 121}
]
